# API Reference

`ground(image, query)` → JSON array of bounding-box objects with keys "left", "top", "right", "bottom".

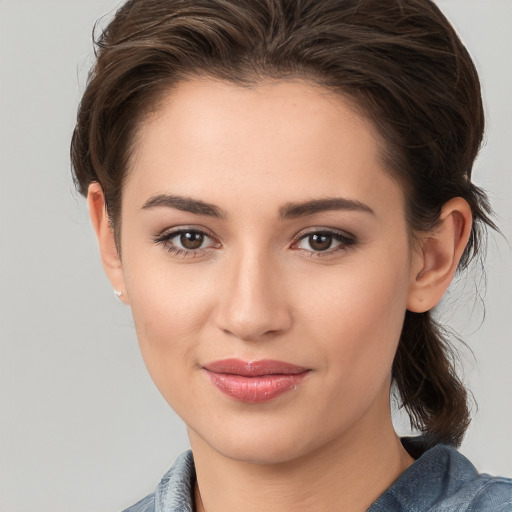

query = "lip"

[{"left": 202, "top": 358, "right": 310, "bottom": 403}]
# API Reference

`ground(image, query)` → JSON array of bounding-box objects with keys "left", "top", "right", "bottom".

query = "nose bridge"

[{"left": 215, "top": 243, "right": 291, "bottom": 341}]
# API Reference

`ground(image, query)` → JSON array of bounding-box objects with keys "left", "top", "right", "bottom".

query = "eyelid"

[
  {"left": 290, "top": 227, "right": 357, "bottom": 255},
  {"left": 154, "top": 224, "right": 217, "bottom": 239},
  {"left": 293, "top": 226, "right": 356, "bottom": 242},
  {"left": 153, "top": 225, "right": 356, "bottom": 258},
  {"left": 153, "top": 225, "right": 221, "bottom": 255}
]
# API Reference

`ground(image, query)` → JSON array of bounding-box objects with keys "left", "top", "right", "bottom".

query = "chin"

[
  {"left": 211, "top": 439, "right": 310, "bottom": 466},
  {"left": 189, "top": 414, "right": 332, "bottom": 466}
]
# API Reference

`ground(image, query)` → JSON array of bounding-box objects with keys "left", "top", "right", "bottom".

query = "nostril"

[
  {"left": 215, "top": 303, "right": 293, "bottom": 342},
  {"left": 213, "top": 258, "right": 293, "bottom": 340}
]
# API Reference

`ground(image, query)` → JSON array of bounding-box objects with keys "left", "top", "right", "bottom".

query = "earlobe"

[
  {"left": 87, "top": 183, "right": 129, "bottom": 304},
  {"left": 407, "top": 197, "right": 472, "bottom": 313}
]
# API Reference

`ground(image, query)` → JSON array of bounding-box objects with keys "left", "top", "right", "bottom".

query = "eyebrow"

[
  {"left": 279, "top": 197, "right": 375, "bottom": 218},
  {"left": 141, "top": 194, "right": 375, "bottom": 219},
  {"left": 142, "top": 194, "right": 226, "bottom": 218}
]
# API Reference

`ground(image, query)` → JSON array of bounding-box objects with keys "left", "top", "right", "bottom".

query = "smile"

[{"left": 202, "top": 359, "right": 311, "bottom": 403}]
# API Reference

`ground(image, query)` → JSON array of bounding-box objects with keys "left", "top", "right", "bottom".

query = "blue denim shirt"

[{"left": 123, "top": 443, "right": 512, "bottom": 511}]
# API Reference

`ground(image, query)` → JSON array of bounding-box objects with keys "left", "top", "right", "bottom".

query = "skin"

[{"left": 89, "top": 78, "right": 472, "bottom": 511}]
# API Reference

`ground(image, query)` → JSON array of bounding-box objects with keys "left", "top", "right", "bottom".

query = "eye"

[
  {"left": 175, "top": 231, "right": 207, "bottom": 250},
  {"left": 154, "top": 228, "right": 220, "bottom": 256},
  {"left": 293, "top": 230, "right": 356, "bottom": 255}
]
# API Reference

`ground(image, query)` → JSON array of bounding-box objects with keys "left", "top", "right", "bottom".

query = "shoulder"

[
  {"left": 370, "top": 442, "right": 512, "bottom": 512},
  {"left": 121, "top": 451, "right": 196, "bottom": 512},
  {"left": 432, "top": 445, "right": 512, "bottom": 511},
  {"left": 122, "top": 493, "right": 155, "bottom": 512},
  {"left": 467, "top": 476, "right": 512, "bottom": 512}
]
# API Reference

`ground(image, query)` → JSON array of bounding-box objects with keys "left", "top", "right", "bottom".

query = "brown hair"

[{"left": 71, "top": 0, "right": 496, "bottom": 447}]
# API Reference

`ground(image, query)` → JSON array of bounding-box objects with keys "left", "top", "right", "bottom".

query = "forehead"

[{"left": 125, "top": 78, "right": 404, "bottom": 217}]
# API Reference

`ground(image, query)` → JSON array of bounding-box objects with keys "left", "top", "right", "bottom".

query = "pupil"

[
  {"left": 180, "top": 232, "right": 204, "bottom": 250},
  {"left": 310, "top": 233, "right": 332, "bottom": 251}
]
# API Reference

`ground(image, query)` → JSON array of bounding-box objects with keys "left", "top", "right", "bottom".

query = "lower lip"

[{"left": 205, "top": 371, "right": 309, "bottom": 403}]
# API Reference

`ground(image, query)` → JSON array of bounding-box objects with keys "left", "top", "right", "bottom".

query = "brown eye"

[
  {"left": 154, "top": 227, "right": 219, "bottom": 256},
  {"left": 308, "top": 233, "right": 333, "bottom": 251},
  {"left": 179, "top": 231, "right": 205, "bottom": 250},
  {"left": 294, "top": 230, "right": 356, "bottom": 255}
]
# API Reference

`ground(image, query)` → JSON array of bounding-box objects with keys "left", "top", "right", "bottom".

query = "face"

[{"left": 117, "top": 78, "right": 418, "bottom": 464}]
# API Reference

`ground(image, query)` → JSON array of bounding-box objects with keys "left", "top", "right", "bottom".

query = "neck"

[{"left": 190, "top": 413, "right": 413, "bottom": 512}]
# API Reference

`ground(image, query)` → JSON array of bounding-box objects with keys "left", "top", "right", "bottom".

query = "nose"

[{"left": 214, "top": 250, "right": 293, "bottom": 342}]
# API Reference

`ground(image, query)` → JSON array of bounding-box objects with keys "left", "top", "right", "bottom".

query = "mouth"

[{"left": 202, "top": 358, "right": 311, "bottom": 403}]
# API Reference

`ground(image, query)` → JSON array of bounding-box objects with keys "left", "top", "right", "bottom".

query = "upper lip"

[{"left": 203, "top": 358, "right": 309, "bottom": 377}]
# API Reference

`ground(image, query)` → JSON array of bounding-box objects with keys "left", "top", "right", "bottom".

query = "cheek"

[
  {"left": 299, "top": 246, "right": 411, "bottom": 377},
  {"left": 122, "top": 255, "right": 216, "bottom": 392}
]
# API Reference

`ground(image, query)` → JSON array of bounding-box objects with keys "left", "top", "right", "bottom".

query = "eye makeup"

[
  {"left": 154, "top": 227, "right": 220, "bottom": 257},
  {"left": 153, "top": 224, "right": 357, "bottom": 260},
  {"left": 291, "top": 228, "right": 357, "bottom": 258}
]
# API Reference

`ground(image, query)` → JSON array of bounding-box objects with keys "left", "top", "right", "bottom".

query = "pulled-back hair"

[{"left": 71, "top": 0, "right": 496, "bottom": 447}]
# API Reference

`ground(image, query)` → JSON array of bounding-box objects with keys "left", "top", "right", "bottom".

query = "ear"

[
  {"left": 87, "top": 182, "right": 129, "bottom": 304},
  {"left": 407, "top": 197, "right": 472, "bottom": 313}
]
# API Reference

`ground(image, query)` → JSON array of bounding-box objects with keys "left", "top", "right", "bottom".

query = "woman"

[{"left": 71, "top": 0, "right": 512, "bottom": 510}]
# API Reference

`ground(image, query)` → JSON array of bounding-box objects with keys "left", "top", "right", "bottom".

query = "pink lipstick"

[{"left": 202, "top": 359, "right": 310, "bottom": 403}]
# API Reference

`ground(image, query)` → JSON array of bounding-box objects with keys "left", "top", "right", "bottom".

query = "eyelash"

[
  {"left": 153, "top": 227, "right": 357, "bottom": 258},
  {"left": 291, "top": 229, "right": 357, "bottom": 258},
  {"left": 153, "top": 228, "right": 219, "bottom": 257}
]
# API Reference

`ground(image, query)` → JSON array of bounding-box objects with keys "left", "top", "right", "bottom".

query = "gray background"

[{"left": 0, "top": 1, "right": 510, "bottom": 510}]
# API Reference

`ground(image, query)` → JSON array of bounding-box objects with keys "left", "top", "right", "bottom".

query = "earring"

[{"left": 113, "top": 289, "right": 123, "bottom": 299}]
